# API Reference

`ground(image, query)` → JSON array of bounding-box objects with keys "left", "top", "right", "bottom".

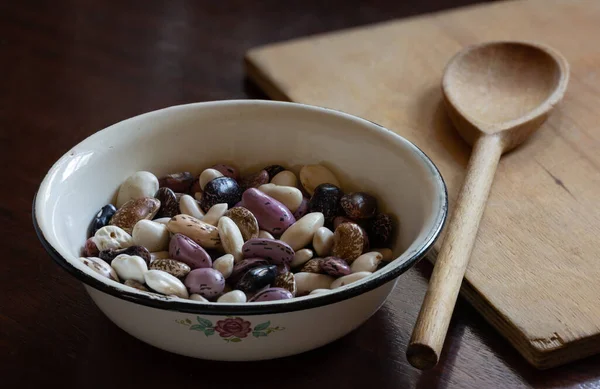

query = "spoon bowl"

[{"left": 442, "top": 41, "right": 569, "bottom": 151}]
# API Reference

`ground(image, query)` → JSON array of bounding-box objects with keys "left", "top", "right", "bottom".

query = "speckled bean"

[
  {"left": 293, "top": 197, "right": 309, "bottom": 219},
  {"left": 201, "top": 177, "right": 242, "bottom": 212},
  {"left": 223, "top": 206, "right": 259, "bottom": 241},
  {"left": 167, "top": 214, "right": 222, "bottom": 250},
  {"left": 155, "top": 187, "right": 179, "bottom": 218},
  {"left": 242, "top": 188, "right": 295, "bottom": 235},
  {"left": 169, "top": 233, "right": 212, "bottom": 269},
  {"left": 331, "top": 222, "right": 366, "bottom": 262},
  {"left": 150, "top": 251, "right": 170, "bottom": 262},
  {"left": 249, "top": 287, "right": 293, "bottom": 302},
  {"left": 150, "top": 258, "right": 191, "bottom": 278},
  {"left": 99, "top": 245, "right": 151, "bottom": 265},
  {"left": 109, "top": 197, "right": 160, "bottom": 234},
  {"left": 92, "top": 225, "right": 134, "bottom": 251},
  {"left": 184, "top": 268, "right": 225, "bottom": 298},
  {"left": 158, "top": 172, "right": 194, "bottom": 193},
  {"left": 80, "top": 257, "right": 120, "bottom": 282}
]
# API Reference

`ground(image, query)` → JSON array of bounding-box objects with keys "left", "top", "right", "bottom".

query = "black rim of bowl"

[{"left": 32, "top": 107, "right": 448, "bottom": 316}]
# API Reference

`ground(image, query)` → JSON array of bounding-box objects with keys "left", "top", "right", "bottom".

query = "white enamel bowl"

[{"left": 33, "top": 100, "right": 447, "bottom": 361}]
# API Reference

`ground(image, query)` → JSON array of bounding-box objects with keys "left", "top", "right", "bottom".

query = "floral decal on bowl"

[{"left": 176, "top": 316, "right": 284, "bottom": 343}]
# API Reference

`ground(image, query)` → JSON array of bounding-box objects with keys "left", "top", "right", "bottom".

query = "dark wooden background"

[{"left": 2, "top": 1, "right": 600, "bottom": 387}]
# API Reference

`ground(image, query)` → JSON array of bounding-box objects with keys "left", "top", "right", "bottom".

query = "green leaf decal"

[
  {"left": 204, "top": 328, "right": 215, "bottom": 337},
  {"left": 230, "top": 337, "right": 242, "bottom": 343},
  {"left": 185, "top": 318, "right": 192, "bottom": 325},
  {"left": 190, "top": 324, "right": 205, "bottom": 331},
  {"left": 254, "top": 321, "right": 270, "bottom": 331},
  {"left": 253, "top": 331, "right": 267, "bottom": 337},
  {"left": 196, "top": 317, "right": 213, "bottom": 328}
]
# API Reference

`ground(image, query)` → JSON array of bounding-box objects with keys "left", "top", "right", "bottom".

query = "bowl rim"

[{"left": 33, "top": 99, "right": 448, "bottom": 315}]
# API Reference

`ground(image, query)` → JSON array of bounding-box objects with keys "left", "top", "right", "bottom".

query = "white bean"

[
  {"left": 190, "top": 294, "right": 209, "bottom": 302},
  {"left": 309, "top": 288, "right": 331, "bottom": 296},
  {"left": 153, "top": 217, "right": 172, "bottom": 226},
  {"left": 280, "top": 212, "right": 324, "bottom": 251},
  {"left": 111, "top": 254, "right": 148, "bottom": 283},
  {"left": 299, "top": 164, "right": 340, "bottom": 196},
  {"left": 258, "top": 230, "right": 274, "bottom": 239},
  {"left": 199, "top": 168, "right": 224, "bottom": 190},
  {"left": 202, "top": 203, "right": 228, "bottom": 226},
  {"left": 144, "top": 269, "right": 188, "bottom": 298},
  {"left": 213, "top": 254, "right": 234, "bottom": 278},
  {"left": 217, "top": 290, "right": 247, "bottom": 303},
  {"left": 258, "top": 183, "right": 303, "bottom": 213},
  {"left": 350, "top": 252, "right": 383, "bottom": 273},
  {"left": 116, "top": 171, "right": 159, "bottom": 208},
  {"left": 271, "top": 170, "right": 298, "bottom": 187},
  {"left": 218, "top": 217, "right": 244, "bottom": 263},
  {"left": 313, "top": 226, "right": 334, "bottom": 257},
  {"left": 179, "top": 194, "right": 204, "bottom": 219},
  {"left": 290, "top": 248, "right": 314, "bottom": 268},
  {"left": 330, "top": 271, "right": 372, "bottom": 289},
  {"left": 132, "top": 219, "right": 170, "bottom": 252},
  {"left": 295, "top": 272, "right": 334, "bottom": 295}
]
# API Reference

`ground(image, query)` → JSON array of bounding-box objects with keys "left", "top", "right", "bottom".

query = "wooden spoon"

[{"left": 406, "top": 40, "right": 569, "bottom": 370}]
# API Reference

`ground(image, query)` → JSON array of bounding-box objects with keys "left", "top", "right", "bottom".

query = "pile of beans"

[{"left": 80, "top": 163, "right": 396, "bottom": 303}]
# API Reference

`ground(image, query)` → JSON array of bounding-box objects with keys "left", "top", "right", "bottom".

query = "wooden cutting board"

[{"left": 244, "top": 0, "right": 600, "bottom": 369}]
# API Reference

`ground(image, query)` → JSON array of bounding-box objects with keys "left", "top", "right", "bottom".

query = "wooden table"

[{"left": 2, "top": 1, "right": 600, "bottom": 387}]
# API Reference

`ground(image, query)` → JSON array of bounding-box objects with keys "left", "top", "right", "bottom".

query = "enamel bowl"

[{"left": 33, "top": 100, "right": 447, "bottom": 361}]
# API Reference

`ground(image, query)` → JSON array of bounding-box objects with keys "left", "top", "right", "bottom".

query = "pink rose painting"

[
  {"left": 215, "top": 318, "right": 252, "bottom": 339},
  {"left": 177, "top": 316, "right": 284, "bottom": 343}
]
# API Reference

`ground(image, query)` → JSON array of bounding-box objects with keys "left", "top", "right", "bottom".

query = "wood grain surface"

[
  {"left": 408, "top": 40, "right": 570, "bottom": 369},
  {"left": 3, "top": 0, "right": 600, "bottom": 388},
  {"left": 408, "top": 133, "right": 504, "bottom": 369},
  {"left": 245, "top": 0, "right": 600, "bottom": 370}
]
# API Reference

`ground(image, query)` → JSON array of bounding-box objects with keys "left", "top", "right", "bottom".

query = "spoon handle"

[{"left": 406, "top": 133, "right": 504, "bottom": 370}]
